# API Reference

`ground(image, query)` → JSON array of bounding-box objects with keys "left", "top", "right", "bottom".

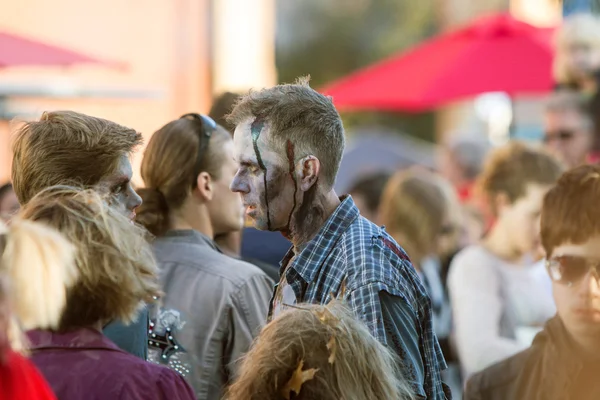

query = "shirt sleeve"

[
  {"left": 225, "top": 273, "right": 274, "bottom": 377},
  {"left": 447, "top": 249, "right": 528, "bottom": 377},
  {"left": 379, "top": 291, "right": 427, "bottom": 399}
]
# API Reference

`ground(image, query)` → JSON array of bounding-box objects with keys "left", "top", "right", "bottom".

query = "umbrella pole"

[{"left": 508, "top": 95, "right": 516, "bottom": 139}]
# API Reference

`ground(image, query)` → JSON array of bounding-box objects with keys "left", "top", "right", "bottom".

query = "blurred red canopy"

[
  {"left": 0, "top": 31, "right": 121, "bottom": 68},
  {"left": 321, "top": 13, "right": 556, "bottom": 112}
]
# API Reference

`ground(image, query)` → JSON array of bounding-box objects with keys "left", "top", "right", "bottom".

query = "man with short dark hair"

[
  {"left": 229, "top": 78, "right": 449, "bottom": 399},
  {"left": 12, "top": 110, "right": 148, "bottom": 359},
  {"left": 543, "top": 90, "right": 593, "bottom": 168},
  {"left": 465, "top": 164, "right": 600, "bottom": 400}
]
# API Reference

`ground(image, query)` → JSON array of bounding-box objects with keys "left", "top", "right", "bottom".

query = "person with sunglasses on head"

[
  {"left": 136, "top": 114, "right": 274, "bottom": 400},
  {"left": 543, "top": 89, "right": 593, "bottom": 169},
  {"left": 465, "top": 164, "right": 600, "bottom": 400}
]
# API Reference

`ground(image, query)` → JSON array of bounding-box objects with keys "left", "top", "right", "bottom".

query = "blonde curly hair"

[
  {"left": 0, "top": 219, "right": 77, "bottom": 355},
  {"left": 19, "top": 186, "right": 161, "bottom": 331},
  {"left": 225, "top": 300, "right": 414, "bottom": 400}
]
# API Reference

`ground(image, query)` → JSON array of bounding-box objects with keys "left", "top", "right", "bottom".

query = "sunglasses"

[
  {"left": 543, "top": 130, "right": 576, "bottom": 144},
  {"left": 546, "top": 255, "right": 600, "bottom": 286},
  {"left": 179, "top": 113, "right": 217, "bottom": 188}
]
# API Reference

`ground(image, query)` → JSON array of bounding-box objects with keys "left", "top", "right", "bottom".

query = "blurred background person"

[
  {"left": 11, "top": 111, "right": 149, "bottom": 360},
  {"left": 448, "top": 142, "right": 563, "bottom": 379},
  {"left": 347, "top": 172, "right": 391, "bottom": 224},
  {"left": 378, "top": 168, "right": 462, "bottom": 397},
  {"left": 543, "top": 89, "right": 593, "bottom": 169},
  {"left": 0, "top": 219, "right": 77, "bottom": 400},
  {"left": 553, "top": 13, "right": 600, "bottom": 95},
  {"left": 136, "top": 114, "right": 273, "bottom": 399},
  {"left": 465, "top": 165, "right": 600, "bottom": 400},
  {"left": 0, "top": 184, "right": 20, "bottom": 224},
  {"left": 438, "top": 135, "right": 491, "bottom": 204},
  {"left": 22, "top": 187, "right": 195, "bottom": 400},
  {"left": 225, "top": 301, "right": 415, "bottom": 400}
]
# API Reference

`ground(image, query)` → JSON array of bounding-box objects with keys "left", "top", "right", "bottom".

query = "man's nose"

[
  {"left": 130, "top": 189, "right": 143, "bottom": 211},
  {"left": 230, "top": 173, "right": 249, "bottom": 194}
]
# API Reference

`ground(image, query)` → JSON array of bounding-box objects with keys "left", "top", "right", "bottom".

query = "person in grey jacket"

[{"left": 136, "top": 113, "right": 274, "bottom": 400}]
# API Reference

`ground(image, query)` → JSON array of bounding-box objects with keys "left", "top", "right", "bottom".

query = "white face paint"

[{"left": 230, "top": 118, "right": 301, "bottom": 232}]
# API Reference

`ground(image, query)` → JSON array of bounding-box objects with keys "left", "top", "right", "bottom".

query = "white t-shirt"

[{"left": 448, "top": 245, "right": 556, "bottom": 378}]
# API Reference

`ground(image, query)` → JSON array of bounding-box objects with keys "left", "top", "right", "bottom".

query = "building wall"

[{"left": 0, "top": 0, "right": 213, "bottom": 185}]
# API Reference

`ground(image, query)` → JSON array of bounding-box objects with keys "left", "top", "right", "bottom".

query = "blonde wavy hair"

[
  {"left": 554, "top": 13, "right": 600, "bottom": 86},
  {"left": 19, "top": 186, "right": 161, "bottom": 331},
  {"left": 225, "top": 301, "right": 414, "bottom": 400},
  {"left": 0, "top": 219, "right": 77, "bottom": 354},
  {"left": 379, "top": 169, "right": 454, "bottom": 264}
]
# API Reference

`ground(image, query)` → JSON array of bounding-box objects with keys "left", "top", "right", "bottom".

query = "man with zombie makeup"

[
  {"left": 11, "top": 111, "right": 149, "bottom": 360},
  {"left": 228, "top": 78, "right": 449, "bottom": 399},
  {"left": 465, "top": 164, "right": 600, "bottom": 400}
]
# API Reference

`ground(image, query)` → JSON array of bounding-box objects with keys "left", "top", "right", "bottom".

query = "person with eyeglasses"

[
  {"left": 543, "top": 90, "right": 593, "bottom": 169},
  {"left": 136, "top": 114, "right": 274, "bottom": 400},
  {"left": 465, "top": 164, "right": 600, "bottom": 400}
]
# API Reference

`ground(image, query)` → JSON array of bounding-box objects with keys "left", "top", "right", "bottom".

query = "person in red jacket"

[{"left": 0, "top": 219, "right": 80, "bottom": 400}]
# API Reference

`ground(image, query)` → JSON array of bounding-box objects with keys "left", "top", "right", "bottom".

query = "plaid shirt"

[{"left": 269, "top": 196, "right": 449, "bottom": 399}]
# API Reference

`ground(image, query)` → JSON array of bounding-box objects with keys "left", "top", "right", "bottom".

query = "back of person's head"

[
  {"left": 347, "top": 172, "right": 391, "bottom": 221},
  {"left": 554, "top": 13, "right": 600, "bottom": 86},
  {"left": 209, "top": 92, "right": 242, "bottom": 133},
  {"left": 225, "top": 301, "right": 414, "bottom": 400},
  {"left": 0, "top": 219, "right": 77, "bottom": 353},
  {"left": 542, "top": 164, "right": 600, "bottom": 257},
  {"left": 19, "top": 186, "right": 160, "bottom": 331},
  {"left": 227, "top": 77, "right": 345, "bottom": 189},
  {"left": 379, "top": 169, "right": 452, "bottom": 263},
  {"left": 12, "top": 111, "right": 142, "bottom": 205},
  {"left": 136, "top": 116, "right": 233, "bottom": 236},
  {"left": 546, "top": 89, "right": 591, "bottom": 118},
  {"left": 475, "top": 142, "right": 564, "bottom": 216},
  {"left": 445, "top": 135, "right": 491, "bottom": 182}
]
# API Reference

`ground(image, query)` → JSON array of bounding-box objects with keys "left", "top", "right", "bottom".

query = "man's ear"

[
  {"left": 298, "top": 156, "right": 320, "bottom": 191},
  {"left": 194, "top": 172, "right": 214, "bottom": 202}
]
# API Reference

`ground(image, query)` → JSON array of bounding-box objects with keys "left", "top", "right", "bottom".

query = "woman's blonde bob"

[{"left": 19, "top": 185, "right": 161, "bottom": 331}]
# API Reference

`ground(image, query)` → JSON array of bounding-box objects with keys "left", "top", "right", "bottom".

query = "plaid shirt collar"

[{"left": 280, "top": 195, "right": 358, "bottom": 283}]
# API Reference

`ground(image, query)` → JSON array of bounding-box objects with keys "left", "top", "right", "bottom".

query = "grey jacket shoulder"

[{"left": 153, "top": 234, "right": 272, "bottom": 287}]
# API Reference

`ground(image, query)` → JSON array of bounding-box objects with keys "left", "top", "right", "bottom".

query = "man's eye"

[{"left": 113, "top": 183, "right": 127, "bottom": 194}]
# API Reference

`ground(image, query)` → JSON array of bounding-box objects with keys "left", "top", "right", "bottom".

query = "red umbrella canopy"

[
  {"left": 0, "top": 31, "right": 119, "bottom": 68},
  {"left": 321, "top": 13, "right": 556, "bottom": 112}
]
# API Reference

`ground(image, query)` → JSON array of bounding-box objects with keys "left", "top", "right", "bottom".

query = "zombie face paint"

[{"left": 230, "top": 118, "right": 300, "bottom": 232}]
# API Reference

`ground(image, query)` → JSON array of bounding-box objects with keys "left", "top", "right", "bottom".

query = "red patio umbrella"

[
  {"left": 321, "top": 13, "right": 556, "bottom": 112},
  {"left": 0, "top": 31, "right": 121, "bottom": 68}
]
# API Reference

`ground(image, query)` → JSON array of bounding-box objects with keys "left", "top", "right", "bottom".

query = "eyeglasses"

[
  {"left": 179, "top": 113, "right": 217, "bottom": 188},
  {"left": 543, "top": 130, "right": 576, "bottom": 144},
  {"left": 546, "top": 255, "right": 600, "bottom": 286}
]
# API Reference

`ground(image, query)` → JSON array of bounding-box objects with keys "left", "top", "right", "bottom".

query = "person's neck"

[
  {"left": 286, "top": 189, "right": 341, "bottom": 250},
  {"left": 214, "top": 231, "right": 242, "bottom": 258},
  {"left": 169, "top": 202, "right": 214, "bottom": 239},
  {"left": 482, "top": 221, "right": 524, "bottom": 264},
  {"left": 569, "top": 330, "right": 600, "bottom": 360}
]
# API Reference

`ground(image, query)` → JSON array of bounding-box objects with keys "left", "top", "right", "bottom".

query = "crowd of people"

[{"left": 1, "top": 12, "right": 600, "bottom": 400}]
